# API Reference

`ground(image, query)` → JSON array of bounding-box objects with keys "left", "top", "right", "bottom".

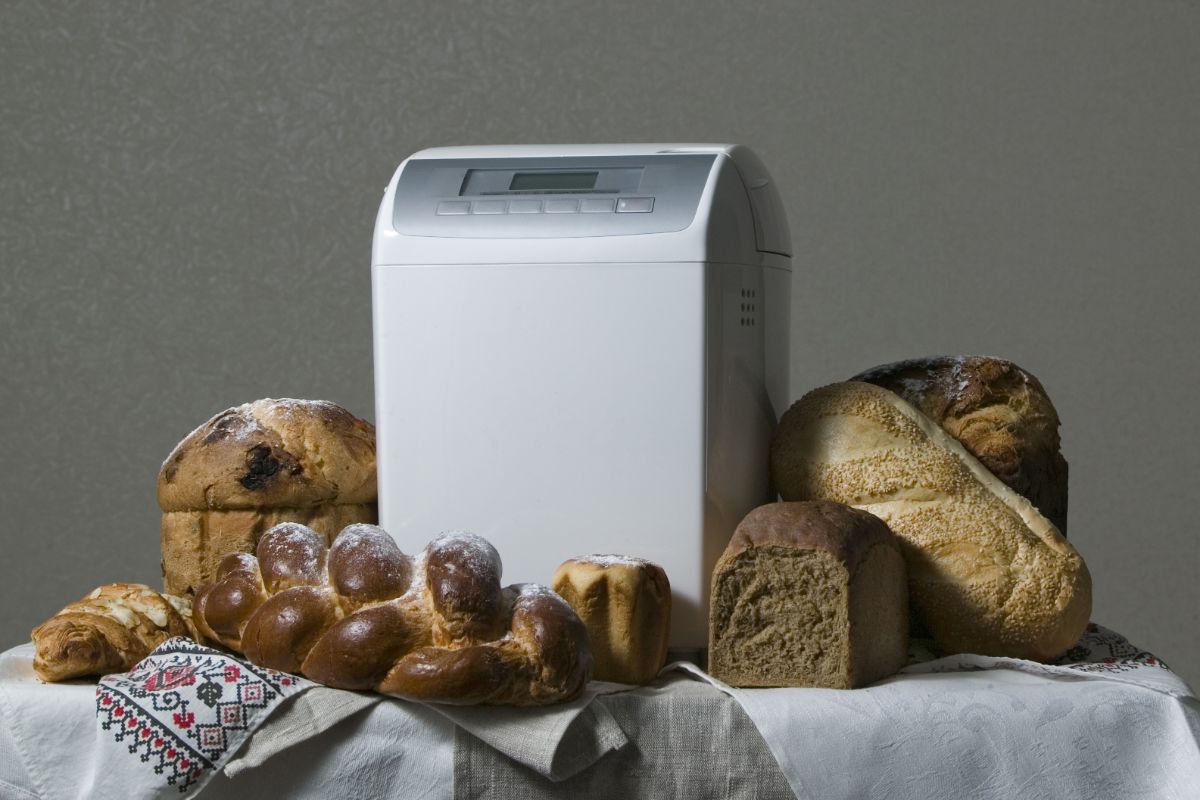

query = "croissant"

[
  {"left": 193, "top": 522, "right": 592, "bottom": 706},
  {"left": 31, "top": 583, "right": 201, "bottom": 682}
]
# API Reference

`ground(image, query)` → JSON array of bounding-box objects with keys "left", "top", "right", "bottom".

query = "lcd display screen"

[{"left": 508, "top": 171, "right": 599, "bottom": 192}]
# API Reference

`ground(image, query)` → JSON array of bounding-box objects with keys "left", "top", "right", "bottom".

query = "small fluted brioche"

[
  {"left": 31, "top": 583, "right": 201, "bottom": 682},
  {"left": 709, "top": 502, "right": 908, "bottom": 689},
  {"left": 770, "top": 381, "right": 1091, "bottom": 661},
  {"left": 851, "top": 356, "right": 1069, "bottom": 535},
  {"left": 193, "top": 523, "right": 592, "bottom": 706},
  {"left": 552, "top": 556, "right": 671, "bottom": 684},
  {"left": 158, "top": 399, "right": 378, "bottom": 596}
]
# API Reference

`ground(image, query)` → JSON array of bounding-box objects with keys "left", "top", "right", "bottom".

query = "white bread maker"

[{"left": 372, "top": 144, "right": 791, "bottom": 651}]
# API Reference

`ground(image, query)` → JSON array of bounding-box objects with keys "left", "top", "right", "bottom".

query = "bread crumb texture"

[{"left": 710, "top": 547, "right": 849, "bottom": 688}]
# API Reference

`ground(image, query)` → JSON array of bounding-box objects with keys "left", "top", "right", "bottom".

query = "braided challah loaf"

[{"left": 193, "top": 523, "right": 592, "bottom": 706}]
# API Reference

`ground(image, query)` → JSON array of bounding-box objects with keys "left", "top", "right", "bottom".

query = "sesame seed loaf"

[
  {"left": 770, "top": 381, "right": 1090, "bottom": 661},
  {"left": 851, "top": 355, "right": 1069, "bottom": 535}
]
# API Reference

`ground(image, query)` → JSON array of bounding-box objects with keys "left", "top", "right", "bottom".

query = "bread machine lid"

[
  {"left": 660, "top": 144, "right": 792, "bottom": 257},
  {"left": 391, "top": 153, "right": 717, "bottom": 239}
]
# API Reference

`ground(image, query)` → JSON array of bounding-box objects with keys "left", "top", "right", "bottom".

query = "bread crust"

[
  {"left": 717, "top": 500, "right": 897, "bottom": 573},
  {"left": 552, "top": 556, "right": 671, "bottom": 685},
  {"left": 852, "top": 356, "right": 1069, "bottom": 535},
  {"left": 157, "top": 398, "right": 378, "bottom": 596},
  {"left": 708, "top": 501, "right": 908, "bottom": 688},
  {"left": 161, "top": 503, "right": 377, "bottom": 596},
  {"left": 31, "top": 583, "right": 200, "bottom": 682},
  {"left": 157, "top": 399, "right": 376, "bottom": 511},
  {"left": 770, "top": 381, "right": 1091, "bottom": 661}
]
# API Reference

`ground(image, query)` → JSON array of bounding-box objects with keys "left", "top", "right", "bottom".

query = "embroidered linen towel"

[{"left": 89, "top": 637, "right": 315, "bottom": 797}]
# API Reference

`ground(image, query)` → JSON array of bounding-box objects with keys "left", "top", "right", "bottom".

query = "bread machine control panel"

[{"left": 391, "top": 154, "right": 715, "bottom": 238}]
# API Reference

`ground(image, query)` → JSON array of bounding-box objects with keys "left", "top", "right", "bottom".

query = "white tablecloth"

[{"left": 2, "top": 632, "right": 1198, "bottom": 800}]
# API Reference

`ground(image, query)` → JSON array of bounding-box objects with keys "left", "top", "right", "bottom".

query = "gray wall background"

[{"left": 2, "top": 2, "right": 1197, "bottom": 690}]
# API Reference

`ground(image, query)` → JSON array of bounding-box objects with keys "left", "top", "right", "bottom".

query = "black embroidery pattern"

[{"left": 96, "top": 637, "right": 303, "bottom": 793}]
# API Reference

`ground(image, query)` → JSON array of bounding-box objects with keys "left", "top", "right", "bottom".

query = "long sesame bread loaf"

[{"left": 770, "top": 381, "right": 1090, "bottom": 661}]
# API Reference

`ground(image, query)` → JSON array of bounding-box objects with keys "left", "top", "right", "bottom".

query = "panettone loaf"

[
  {"left": 770, "top": 381, "right": 1091, "bottom": 661},
  {"left": 158, "top": 399, "right": 377, "bottom": 595},
  {"left": 552, "top": 555, "right": 671, "bottom": 685},
  {"left": 851, "top": 356, "right": 1069, "bottom": 535},
  {"left": 709, "top": 502, "right": 908, "bottom": 689}
]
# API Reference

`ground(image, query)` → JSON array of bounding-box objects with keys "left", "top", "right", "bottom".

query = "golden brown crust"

[
  {"left": 192, "top": 524, "right": 592, "bottom": 706},
  {"left": 302, "top": 603, "right": 430, "bottom": 690},
  {"left": 192, "top": 554, "right": 267, "bottom": 648},
  {"left": 508, "top": 587, "right": 594, "bottom": 703},
  {"left": 257, "top": 523, "right": 329, "bottom": 593},
  {"left": 157, "top": 399, "right": 377, "bottom": 598},
  {"left": 552, "top": 556, "right": 670, "bottom": 685},
  {"left": 425, "top": 533, "right": 505, "bottom": 647},
  {"left": 378, "top": 586, "right": 592, "bottom": 705},
  {"left": 852, "top": 356, "right": 1069, "bottom": 535},
  {"left": 31, "top": 583, "right": 201, "bottom": 682},
  {"left": 157, "top": 399, "right": 377, "bottom": 512},
  {"left": 770, "top": 381, "right": 1091, "bottom": 661},
  {"left": 328, "top": 524, "right": 411, "bottom": 606},
  {"left": 380, "top": 643, "right": 526, "bottom": 705},
  {"left": 240, "top": 586, "right": 340, "bottom": 673}
]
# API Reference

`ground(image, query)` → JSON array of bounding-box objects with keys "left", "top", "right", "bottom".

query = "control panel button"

[
  {"left": 508, "top": 199, "right": 542, "bottom": 214},
  {"left": 616, "top": 196, "right": 654, "bottom": 213},
  {"left": 472, "top": 200, "right": 506, "bottom": 215},
  {"left": 580, "top": 198, "right": 616, "bottom": 213},
  {"left": 436, "top": 200, "right": 471, "bottom": 215},
  {"left": 543, "top": 199, "right": 580, "bottom": 214}
]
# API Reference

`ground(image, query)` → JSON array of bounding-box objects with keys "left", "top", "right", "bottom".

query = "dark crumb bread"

[
  {"left": 709, "top": 501, "right": 908, "bottom": 689},
  {"left": 851, "top": 356, "right": 1069, "bottom": 535}
]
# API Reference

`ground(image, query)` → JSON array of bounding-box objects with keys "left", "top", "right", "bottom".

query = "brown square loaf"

[{"left": 708, "top": 501, "right": 908, "bottom": 689}]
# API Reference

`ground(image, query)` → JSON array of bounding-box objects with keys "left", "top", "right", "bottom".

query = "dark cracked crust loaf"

[
  {"left": 851, "top": 356, "right": 1069, "bottom": 535},
  {"left": 158, "top": 399, "right": 378, "bottom": 595}
]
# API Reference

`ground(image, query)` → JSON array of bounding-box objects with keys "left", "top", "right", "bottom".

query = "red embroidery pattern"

[
  {"left": 97, "top": 637, "right": 309, "bottom": 793},
  {"left": 1056, "top": 623, "right": 1171, "bottom": 675}
]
